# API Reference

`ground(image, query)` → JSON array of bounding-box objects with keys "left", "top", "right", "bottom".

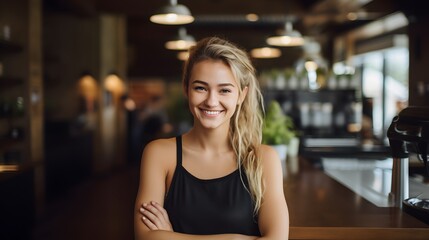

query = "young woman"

[{"left": 134, "top": 36, "right": 289, "bottom": 240}]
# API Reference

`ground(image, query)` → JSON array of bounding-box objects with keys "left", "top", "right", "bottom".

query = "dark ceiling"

[{"left": 44, "top": 0, "right": 406, "bottom": 78}]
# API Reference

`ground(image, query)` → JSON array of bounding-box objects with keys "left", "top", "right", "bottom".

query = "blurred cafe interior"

[{"left": 1, "top": 0, "right": 429, "bottom": 239}]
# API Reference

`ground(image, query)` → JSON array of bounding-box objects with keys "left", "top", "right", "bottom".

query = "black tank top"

[{"left": 164, "top": 136, "right": 260, "bottom": 236}]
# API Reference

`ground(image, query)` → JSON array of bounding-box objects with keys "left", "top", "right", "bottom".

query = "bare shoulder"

[
  {"left": 141, "top": 137, "right": 177, "bottom": 168},
  {"left": 258, "top": 144, "right": 281, "bottom": 163},
  {"left": 257, "top": 144, "right": 283, "bottom": 175},
  {"left": 143, "top": 137, "right": 176, "bottom": 154}
]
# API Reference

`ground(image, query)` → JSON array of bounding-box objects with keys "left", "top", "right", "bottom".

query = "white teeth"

[{"left": 204, "top": 110, "right": 221, "bottom": 115}]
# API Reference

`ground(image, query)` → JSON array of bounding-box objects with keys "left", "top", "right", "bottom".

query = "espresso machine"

[{"left": 387, "top": 106, "right": 429, "bottom": 223}]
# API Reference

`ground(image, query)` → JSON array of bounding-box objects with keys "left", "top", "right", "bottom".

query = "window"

[{"left": 351, "top": 43, "right": 409, "bottom": 143}]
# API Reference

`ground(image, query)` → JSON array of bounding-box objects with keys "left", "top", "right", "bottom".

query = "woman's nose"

[{"left": 205, "top": 91, "right": 219, "bottom": 107}]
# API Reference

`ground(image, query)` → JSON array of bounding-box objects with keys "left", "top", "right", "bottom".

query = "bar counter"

[{"left": 285, "top": 157, "right": 429, "bottom": 240}]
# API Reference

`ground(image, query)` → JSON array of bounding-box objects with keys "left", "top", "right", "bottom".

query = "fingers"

[
  {"left": 140, "top": 211, "right": 158, "bottom": 230},
  {"left": 151, "top": 201, "right": 170, "bottom": 220},
  {"left": 140, "top": 204, "right": 160, "bottom": 230},
  {"left": 140, "top": 201, "right": 173, "bottom": 231},
  {"left": 139, "top": 201, "right": 173, "bottom": 231},
  {"left": 140, "top": 203, "right": 161, "bottom": 225},
  {"left": 141, "top": 202, "right": 163, "bottom": 220}
]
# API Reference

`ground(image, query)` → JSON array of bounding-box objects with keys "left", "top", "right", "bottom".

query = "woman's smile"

[{"left": 200, "top": 109, "right": 224, "bottom": 117}]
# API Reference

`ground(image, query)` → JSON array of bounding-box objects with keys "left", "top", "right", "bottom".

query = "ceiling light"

[
  {"left": 266, "top": 22, "right": 305, "bottom": 47},
  {"left": 165, "top": 27, "right": 196, "bottom": 50},
  {"left": 150, "top": 0, "right": 194, "bottom": 25},
  {"left": 246, "top": 13, "right": 259, "bottom": 22},
  {"left": 250, "top": 47, "right": 281, "bottom": 59}
]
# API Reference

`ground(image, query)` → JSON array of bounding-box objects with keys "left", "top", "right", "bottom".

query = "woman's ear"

[{"left": 238, "top": 86, "right": 248, "bottom": 105}]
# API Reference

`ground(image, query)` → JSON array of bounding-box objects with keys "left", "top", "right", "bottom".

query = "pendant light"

[
  {"left": 150, "top": 0, "right": 194, "bottom": 25},
  {"left": 266, "top": 22, "right": 305, "bottom": 47},
  {"left": 250, "top": 46, "right": 281, "bottom": 59},
  {"left": 165, "top": 27, "right": 196, "bottom": 50}
]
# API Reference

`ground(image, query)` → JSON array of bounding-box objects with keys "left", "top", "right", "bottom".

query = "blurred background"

[{"left": 1, "top": 0, "right": 428, "bottom": 239}]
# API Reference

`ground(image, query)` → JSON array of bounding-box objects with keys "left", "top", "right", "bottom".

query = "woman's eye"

[
  {"left": 194, "top": 86, "right": 206, "bottom": 91},
  {"left": 220, "top": 89, "right": 232, "bottom": 94}
]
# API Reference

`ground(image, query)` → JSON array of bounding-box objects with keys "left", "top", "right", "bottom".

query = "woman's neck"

[{"left": 184, "top": 126, "right": 231, "bottom": 152}]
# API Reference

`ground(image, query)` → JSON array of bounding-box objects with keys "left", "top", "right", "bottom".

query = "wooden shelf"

[
  {"left": 0, "top": 161, "right": 41, "bottom": 172},
  {"left": 0, "top": 161, "right": 43, "bottom": 183}
]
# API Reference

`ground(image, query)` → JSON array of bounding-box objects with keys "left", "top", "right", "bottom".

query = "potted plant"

[{"left": 262, "top": 100, "right": 299, "bottom": 176}]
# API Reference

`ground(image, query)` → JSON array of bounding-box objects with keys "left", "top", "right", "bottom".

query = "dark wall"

[{"left": 43, "top": 9, "right": 100, "bottom": 201}]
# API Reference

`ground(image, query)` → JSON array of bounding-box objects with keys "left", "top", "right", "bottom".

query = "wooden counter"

[{"left": 285, "top": 158, "right": 429, "bottom": 240}]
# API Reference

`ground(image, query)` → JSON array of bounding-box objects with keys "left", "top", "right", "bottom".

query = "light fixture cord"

[
  {"left": 285, "top": 22, "right": 293, "bottom": 32},
  {"left": 178, "top": 27, "right": 187, "bottom": 37},
  {"left": 170, "top": 0, "right": 178, "bottom": 6}
]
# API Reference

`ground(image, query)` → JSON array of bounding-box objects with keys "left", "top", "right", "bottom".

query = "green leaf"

[{"left": 262, "top": 100, "right": 297, "bottom": 145}]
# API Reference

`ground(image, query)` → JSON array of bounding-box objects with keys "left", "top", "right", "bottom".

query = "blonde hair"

[{"left": 183, "top": 36, "right": 265, "bottom": 213}]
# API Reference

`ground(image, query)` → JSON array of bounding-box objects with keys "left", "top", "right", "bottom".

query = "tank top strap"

[{"left": 176, "top": 135, "right": 183, "bottom": 166}]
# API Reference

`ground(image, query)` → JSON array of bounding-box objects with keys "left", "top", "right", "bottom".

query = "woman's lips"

[{"left": 201, "top": 109, "right": 223, "bottom": 116}]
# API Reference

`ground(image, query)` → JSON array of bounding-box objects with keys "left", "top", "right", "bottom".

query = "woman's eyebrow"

[
  {"left": 191, "top": 80, "right": 208, "bottom": 85},
  {"left": 191, "top": 80, "right": 235, "bottom": 88}
]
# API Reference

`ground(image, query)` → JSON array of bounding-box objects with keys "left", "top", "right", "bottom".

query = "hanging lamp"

[
  {"left": 266, "top": 22, "right": 305, "bottom": 47},
  {"left": 165, "top": 27, "right": 196, "bottom": 50},
  {"left": 150, "top": 0, "right": 194, "bottom": 25},
  {"left": 250, "top": 46, "right": 281, "bottom": 59}
]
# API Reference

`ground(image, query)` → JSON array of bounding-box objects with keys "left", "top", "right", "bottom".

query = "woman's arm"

[
  {"left": 134, "top": 139, "right": 171, "bottom": 239},
  {"left": 139, "top": 231, "right": 256, "bottom": 240},
  {"left": 134, "top": 139, "right": 258, "bottom": 240},
  {"left": 256, "top": 145, "right": 290, "bottom": 240},
  {"left": 137, "top": 201, "right": 257, "bottom": 240}
]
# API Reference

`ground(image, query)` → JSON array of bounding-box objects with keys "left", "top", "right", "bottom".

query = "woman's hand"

[{"left": 139, "top": 201, "right": 173, "bottom": 231}]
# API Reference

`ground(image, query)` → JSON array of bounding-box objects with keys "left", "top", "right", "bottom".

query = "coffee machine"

[{"left": 387, "top": 106, "right": 429, "bottom": 223}]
